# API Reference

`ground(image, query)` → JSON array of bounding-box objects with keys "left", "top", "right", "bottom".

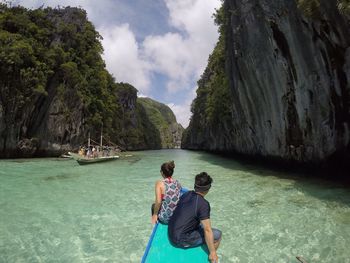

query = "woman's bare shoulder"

[{"left": 155, "top": 180, "right": 164, "bottom": 186}]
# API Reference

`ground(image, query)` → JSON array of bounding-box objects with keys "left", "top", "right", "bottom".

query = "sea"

[{"left": 0, "top": 149, "right": 349, "bottom": 263}]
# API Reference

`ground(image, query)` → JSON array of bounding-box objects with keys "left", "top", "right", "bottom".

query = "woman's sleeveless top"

[{"left": 158, "top": 178, "right": 181, "bottom": 224}]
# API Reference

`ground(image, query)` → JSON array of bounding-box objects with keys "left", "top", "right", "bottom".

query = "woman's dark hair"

[
  {"left": 194, "top": 172, "right": 213, "bottom": 193},
  {"left": 161, "top": 160, "right": 175, "bottom": 177}
]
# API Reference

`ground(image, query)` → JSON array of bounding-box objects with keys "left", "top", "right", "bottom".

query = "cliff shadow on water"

[
  {"left": 194, "top": 150, "right": 350, "bottom": 205},
  {"left": 199, "top": 148, "right": 350, "bottom": 180}
]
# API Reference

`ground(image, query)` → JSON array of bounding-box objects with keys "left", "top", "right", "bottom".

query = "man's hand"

[
  {"left": 201, "top": 219, "right": 219, "bottom": 262},
  {"left": 151, "top": 214, "right": 158, "bottom": 224},
  {"left": 209, "top": 251, "right": 218, "bottom": 263}
]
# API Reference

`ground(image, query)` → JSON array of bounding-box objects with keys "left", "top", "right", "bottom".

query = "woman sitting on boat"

[{"left": 151, "top": 161, "right": 182, "bottom": 224}]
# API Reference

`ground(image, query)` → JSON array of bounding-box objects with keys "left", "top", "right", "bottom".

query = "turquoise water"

[{"left": 0, "top": 149, "right": 350, "bottom": 263}]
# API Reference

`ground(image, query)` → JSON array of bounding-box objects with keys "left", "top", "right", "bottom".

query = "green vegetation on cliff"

[
  {"left": 0, "top": 4, "right": 182, "bottom": 156},
  {"left": 338, "top": 0, "right": 350, "bottom": 15},
  {"left": 183, "top": 0, "right": 350, "bottom": 172},
  {"left": 138, "top": 98, "right": 183, "bottom": 148},
  {"left": 0, "top": 4, "right": 118, "bottom": 136},
  {"left": 109, "top": 83, "right": 162, "bottom": 150},
  {"left": 182, "top": 5, "right": 233, "bottom": 148},
  {"left": 297, "top": 0, "right": 350, "bottom": 17}
]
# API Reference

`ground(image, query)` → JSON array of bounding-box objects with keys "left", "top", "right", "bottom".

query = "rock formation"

[
  {"left": 0, "top": 5, "right": 182, "bottom": 157},
  {"left": 138, "top": 98, "right": 184, "bottom": 148},
  {"left": 183, "top": 0, "right": 350, "bottom": 170}
]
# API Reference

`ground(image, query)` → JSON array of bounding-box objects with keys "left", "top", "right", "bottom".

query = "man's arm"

[{"left": 201, "top": 219, "right": 218, "bottom": 263}]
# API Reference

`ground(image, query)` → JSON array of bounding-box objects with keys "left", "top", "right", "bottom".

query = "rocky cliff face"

[
  {"left": 138, "top": 98, "right": 184, "bottom": 148},
  {"left": 0, "top": 5, "right": 182, "bottom": 157},
  {"left": 113, "top": 84, "right": 163, "bottom": 151},
  {"left": 183, "top": 0, "right": 350, "bottom": 168}
]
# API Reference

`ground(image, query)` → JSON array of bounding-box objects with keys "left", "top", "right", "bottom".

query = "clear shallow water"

[{"left": 0, "top": 150, "right": 349, "bottom": 263}]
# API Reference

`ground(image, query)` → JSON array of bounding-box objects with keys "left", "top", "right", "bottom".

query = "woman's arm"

[{"left": 151, "top": 181, "right": 163, "bottom": 224}]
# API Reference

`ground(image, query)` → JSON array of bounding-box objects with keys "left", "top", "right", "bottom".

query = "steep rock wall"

[
  {"left": 113, "top": 84, "right": 162, "bottom": 151},
  {"left": 0, "top": 5, "right": 182, "bottom": 157},
  {"left": 138, "top": 98, "right": 184, "bottom": 148},
  {"left": 183, "top": 0, "right": 350, "bottom": 168}
]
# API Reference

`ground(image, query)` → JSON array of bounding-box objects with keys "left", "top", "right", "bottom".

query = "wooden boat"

[
  {"left": 68, "top": 127, "right": 121, "bottom": 165},
  {"left": 68, "top": 152, "right": 119, "bottom": 165},
  {"left": 141, "top": 188, "right": 209, "bottom": 263},
  {"left": 76, "top": 155, "right": 119, "bottom": 165}
]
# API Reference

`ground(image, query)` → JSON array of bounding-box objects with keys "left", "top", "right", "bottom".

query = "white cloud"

[
  {"left": 140, "top": 0, "right": 221, "bottom": 126},
  {"left": 167, "top": 87, "right": 197, "bottom": 128},
  {"left": 143, "top": 0, "right": 221, "bottom": 93},
  {"left": 168, "top": 102, "right": 191, "bottom": 128},
  {"left": 166, "top": 0, "right": 219, "bottom": 38},
  {"left": 100, "top": 24, "right": 151, "bottom": 94},
  {"left": 99, "top": 0, "right": 221, "bottom": 127},
  {"left": 143, "top": 32, "right": 193, "bottom": 90}
]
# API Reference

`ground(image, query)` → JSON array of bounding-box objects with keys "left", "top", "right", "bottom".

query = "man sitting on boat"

[{"left": 168, "top": 172, "right": 221, "bottom": 263}]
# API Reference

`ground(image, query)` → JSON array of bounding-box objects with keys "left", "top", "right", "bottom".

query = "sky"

[{"left": 10, "top": 0, "right": 221, "bottom": 127}]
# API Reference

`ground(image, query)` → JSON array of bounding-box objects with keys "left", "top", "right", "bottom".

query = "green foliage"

[
  {"left": 338, "top": 0, "right": 350, "bottom": 15},
  {"left": 188, "top": 5, "right": 232, "bottom": 129},
  {"left": 138, "top": 98, "right": 176, "bottom": 125},
  {"left": 0, "top": 4, "right": 117, "bottom": 134},
  {"left": 297, "top": 0, "right": 321, "bottom": 18},
  {"left": 0, "top": 3, "right": 174, "bottom": 150},
  {"left": 135, "top": 101, "right": 162, "bottom": 149},
  {"left": 138, "top": 97, "right": 178, "bottom": 148},
  {"left": 213, "top": 4, "right": 227, "bottom": 36},
  {"left": 297, "top": 0, "right": 350, "bottom": 17},
  {"left": 183, "top": 2, "right": 233, "bottom": 146}
]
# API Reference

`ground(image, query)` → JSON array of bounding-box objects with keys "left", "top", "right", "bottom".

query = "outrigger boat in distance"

[
  {"left": 68, "top": 127, "right": 121, "bottom": 165},
  {"left": 68, "top": 152, "right": 119, "bottom": 165}
]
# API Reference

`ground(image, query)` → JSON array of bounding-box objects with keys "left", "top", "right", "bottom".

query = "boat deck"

[{"left": 142, "top": 223, "right": 209, "bottom": 263}]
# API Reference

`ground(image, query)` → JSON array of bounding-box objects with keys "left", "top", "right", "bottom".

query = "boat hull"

[{"left": 76, "top": 156, "right": 119, "bottom": 165}]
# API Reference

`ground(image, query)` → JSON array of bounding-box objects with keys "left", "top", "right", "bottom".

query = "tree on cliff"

[
  {"left": 297, "top": 0, "right": 350, "bottom": 17},
  {"left": 182, "top": 5, "right": 233, "bottom": 149},
  {"left": 0, "top": 4, "right": 177, "bottom": 156}
]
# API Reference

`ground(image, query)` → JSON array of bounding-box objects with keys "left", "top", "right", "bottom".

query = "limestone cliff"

[
  {"left": 0, "top": 5, "right": 181, "bottom": 157},
  {"left": 183, "top": 0, "right": 350, "bottom": 169},
  {"left": 138, "top": 98, "right": 184, "bottom": 148},
  {"left": 113, "top": 84, "right": 165, "bottom": 151}
]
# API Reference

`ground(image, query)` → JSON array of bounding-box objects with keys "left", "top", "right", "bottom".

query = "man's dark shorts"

[{"left": 177, "top": 227, "right": 222, "bottom": 248}]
